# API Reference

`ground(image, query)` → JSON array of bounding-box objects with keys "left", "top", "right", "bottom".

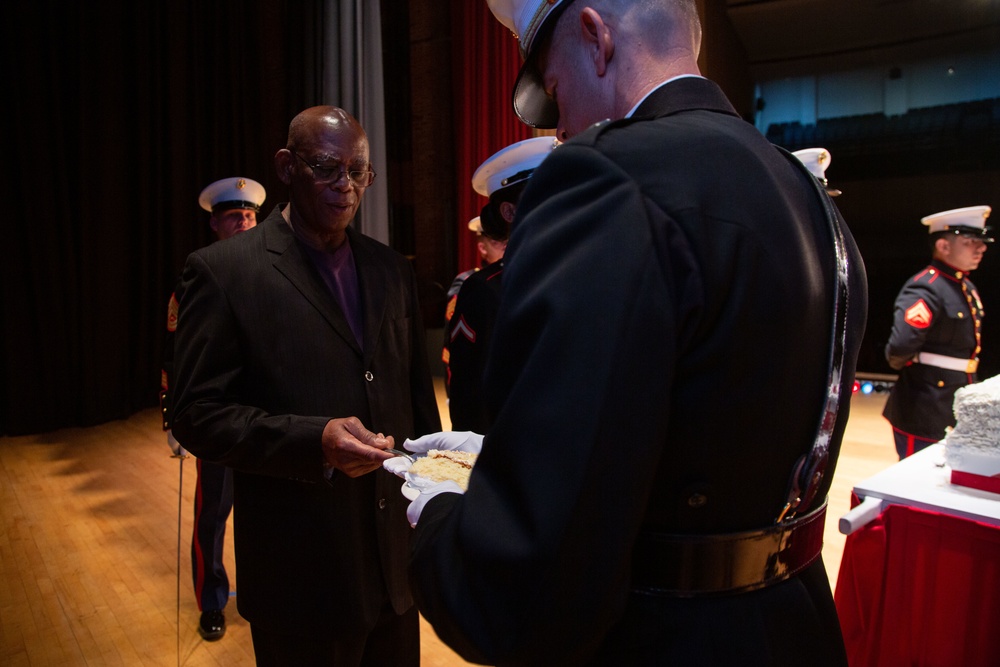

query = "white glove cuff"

[{"left": 407, "top": 480, "right": 464, "bottom": 527}]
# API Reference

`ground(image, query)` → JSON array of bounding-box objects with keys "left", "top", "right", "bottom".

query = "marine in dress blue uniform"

[
  {"left": 406, "top": 2, "right": 869, "bottom": 665},
  {"left": 161, "top": 176, "right": 265, "bottom": 640},
  {"left": 441, "top": 216, "right": 488, "bottom": 401},
  {"left": 883, "top": 205, "right": 993, "bottom": 458},
  {"left": 446, "top": 206, "right": 509, "bottom": 431},
  {"left": 445, "top": 137, "right": 558, "bottom": 431}
]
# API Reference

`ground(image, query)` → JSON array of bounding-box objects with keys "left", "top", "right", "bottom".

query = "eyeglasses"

[{"left": 290, "top": 150, "right": 376, "bottom": 187}]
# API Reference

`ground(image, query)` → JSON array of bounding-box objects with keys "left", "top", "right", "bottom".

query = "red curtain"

[
  {"left": 450, "top": 3, "right": 534, "bottom": 275},
  {"left": 835, "top": 501, "right": 1000, "bottom": 666}
]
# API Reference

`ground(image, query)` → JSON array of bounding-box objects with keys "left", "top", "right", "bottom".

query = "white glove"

[
  {"left": 166, "top": 430, "right": 189, "bottom": 458},
  {"left": 404, "top": 430, "right": 484, "bottom": 455},
  {"left": 382, "top": 456, "right": 412, "bottom": 477},
  {"left": 406, "top": 480, "right": 464, "bottom": 527}
]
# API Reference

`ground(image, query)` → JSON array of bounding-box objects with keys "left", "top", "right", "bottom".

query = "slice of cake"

[
  {"left": 408, "top": 449, "right": 478, "bottom": 491},
  {"left": 944, "top": 374, "right": 1000, "bottom": 494}
]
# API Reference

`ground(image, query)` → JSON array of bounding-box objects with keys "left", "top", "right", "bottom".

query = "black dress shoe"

[{"left": 198, "top": 609, "right": 226, "bottom": 641}]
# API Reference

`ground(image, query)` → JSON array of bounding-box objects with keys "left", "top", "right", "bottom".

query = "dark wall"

[
  {"left": 381, "top": 0, "right": 457, "bottom": 329},
  {"left": 767, "top": 101, "right": 1000, "bottom": 378},
  {"left": 1, "top": 0, "right": 323, "bottom": 435}
]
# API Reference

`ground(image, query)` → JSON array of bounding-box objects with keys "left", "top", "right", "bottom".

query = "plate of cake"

[{"left": 385, "top": 449, "right": 479, "bottom": 500}]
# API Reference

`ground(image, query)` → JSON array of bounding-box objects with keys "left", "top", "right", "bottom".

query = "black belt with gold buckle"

[{"left": 630, "top": 501, "right": 827, "bottom": 597}]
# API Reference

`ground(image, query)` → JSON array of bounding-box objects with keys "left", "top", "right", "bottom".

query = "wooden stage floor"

[{"left": 1, "top": 383, "right": 898, "bottom": 666}]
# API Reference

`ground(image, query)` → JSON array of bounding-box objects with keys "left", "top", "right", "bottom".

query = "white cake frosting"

[{"left": 944, "top": 375, "right": 1000, "bottom": 474}]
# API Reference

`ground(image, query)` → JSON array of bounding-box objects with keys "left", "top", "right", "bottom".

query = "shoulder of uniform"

[
  {"left": 571, "top": 117, "right": 640, "bottom": 147},
  {"left": 908, "top": 266, "right": 940, "bottom": 284},
  {"left": 460, "top": 267, "right": 490, "bottom": 288}
]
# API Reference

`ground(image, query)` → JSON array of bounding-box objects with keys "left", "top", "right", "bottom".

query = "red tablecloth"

[{"left": 835, "top": 500, "right": 1000, "bottom": 666}]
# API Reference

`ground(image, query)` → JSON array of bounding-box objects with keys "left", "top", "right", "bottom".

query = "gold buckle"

[{"left": 967, "top": 358, "right": 979, "bottom": 373}]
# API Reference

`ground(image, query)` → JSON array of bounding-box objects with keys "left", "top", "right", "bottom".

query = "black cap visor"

[
  {"left": 212, "top": 200, "right": 261, "bottom": 214},
  {"left": 513, "top": 57, "right": 559, "bottom": 129},
  {"left": 479, "top": 204, "right": 510, "bottom": 242},
  {"left": 948, "top": 225, "right": 994, "bottom": 243},
  {"left": 511, "top": 0, "right": 576, "bottom": 129}
]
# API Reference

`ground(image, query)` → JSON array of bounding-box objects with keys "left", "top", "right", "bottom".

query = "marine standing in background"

[
  {"left": 161, "top": 176, "right": 265, "bottom": 641},
  {"left": 792, "top": 147, "right": 842, "bottom": 197},
  {"left": 441, "top": 214, "right": 503, "bottom": 402},
  {"left": 445, "top": 136, "right": 558, "bottom": 431},
  {"left": 883, "top": 205, "right": 992, "bottom": 458}
]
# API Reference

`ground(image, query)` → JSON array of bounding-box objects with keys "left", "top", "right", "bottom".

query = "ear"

[
  {"left": 499, "top": 200, "right": 517, "bottom": 223},
  {"left": 580, "top": 8, "right": 614, "bottom": 76},
  {"left": 275, "top": 148, "right": 294, "bottom": 185},
  {"left": 209, "top": 215, "right": 219, "bottom": 233}
]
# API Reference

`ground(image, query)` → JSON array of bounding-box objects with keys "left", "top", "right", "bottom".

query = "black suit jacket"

[
  {"left": 411, "top": 78, "right": 868, "bottom": 665},
  {"left": 172, "top": 204, "right": 440, "bottom": 635}
]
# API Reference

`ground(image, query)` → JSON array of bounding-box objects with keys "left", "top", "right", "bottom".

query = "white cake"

[
  {"left": 408, "top": 449, "right": 478, "bottom": 491},
  {"left": 944, "top": 374, "right": 1000, "bottom": 493}
]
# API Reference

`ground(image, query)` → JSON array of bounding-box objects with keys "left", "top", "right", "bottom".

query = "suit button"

[
  {"left": 378, "top": 498, "right": 387, "bottom": 509},
  {"left": 937, "top": 380, "right": 945, "bottom": 387},
  {"left": 687, "top": 493, "right": 708, "bottom": 508},
  {"left": 365, "top": 371, "right": 374, "bottom": 382}
]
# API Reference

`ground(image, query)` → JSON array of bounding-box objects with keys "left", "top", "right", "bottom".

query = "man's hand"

[
  {"left": 322, "top": 417, "right": 396, "bottom": 477},
  {"left": 404, "top": 431, "right": 484, "bottom": 455}
]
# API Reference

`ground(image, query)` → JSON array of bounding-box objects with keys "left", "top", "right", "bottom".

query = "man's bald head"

[{"left": 287, "top": 106, "right": 367, "bottom": 151}]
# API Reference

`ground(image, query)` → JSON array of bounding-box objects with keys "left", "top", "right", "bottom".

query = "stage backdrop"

[
  {"left": 450, "top": 2, "right": 534, "bottom": 276},
  {"left": 1, "top": 0, "right": 323, "bottom": 435}
]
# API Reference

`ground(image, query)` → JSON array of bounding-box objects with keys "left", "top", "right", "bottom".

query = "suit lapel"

[{"left": 264, "top": 213, "right": 364, "bottom": 355}]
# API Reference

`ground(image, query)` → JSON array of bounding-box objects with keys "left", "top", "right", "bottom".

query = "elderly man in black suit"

[
  {"left": 172, "top": 106, "right": 440, "bottom": 666},
  {"left": 402, "top": 1, "right": 868, "bottom": 666}
]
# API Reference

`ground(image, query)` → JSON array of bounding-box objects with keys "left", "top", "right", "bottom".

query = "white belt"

[{"left": 916, "top": 352, "right": 979, "bottom": 373}]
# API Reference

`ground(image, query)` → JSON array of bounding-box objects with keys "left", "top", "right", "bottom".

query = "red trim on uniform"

[
  {"left": 936, "top": 260, "right": 966, "bottom": 282},
  {"left": 903, "top": 299, "right": 933, "bottom": 328},
  {"left": 891, "top": 426, "right": 936, "bottom": 458}
]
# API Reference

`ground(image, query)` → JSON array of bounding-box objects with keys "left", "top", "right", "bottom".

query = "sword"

[{"left": 172, "top": 448, "right": 188, "bottom": 667}]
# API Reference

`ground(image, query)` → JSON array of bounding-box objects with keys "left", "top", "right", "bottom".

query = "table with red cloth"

[{"left": 835, "top": 444, "right": 1000, "bottom": 666}]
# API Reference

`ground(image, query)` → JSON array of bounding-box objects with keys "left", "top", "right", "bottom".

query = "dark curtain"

[
  {"left": 450, "top": 3, "right": 532, "bottom": 275},
  {"left": 1, "top": 0, "right": 323, "bottom": 435}
]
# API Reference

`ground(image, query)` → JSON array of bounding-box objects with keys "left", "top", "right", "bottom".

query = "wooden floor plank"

[{"left": 0, "top": 384, "right": 897, "bottom": 665}]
